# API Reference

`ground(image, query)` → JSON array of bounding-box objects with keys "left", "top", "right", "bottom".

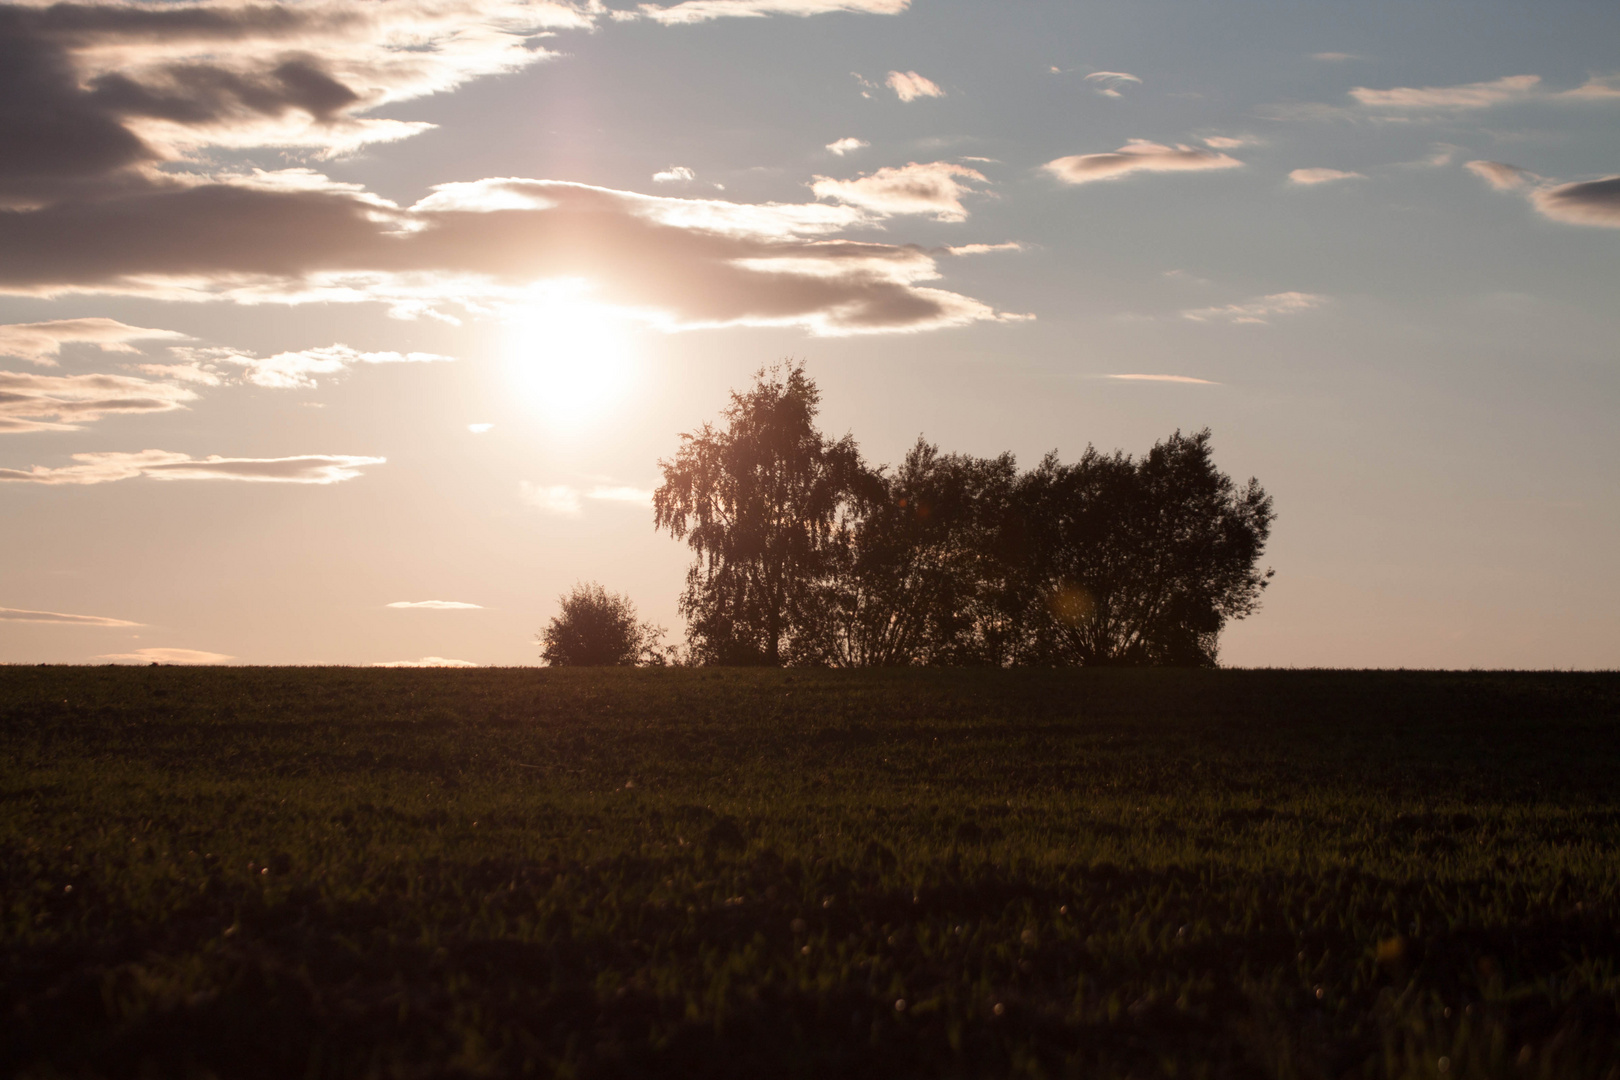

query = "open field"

[{"left": 3, "top": 667, "right": 1619, "bottom": 1079}]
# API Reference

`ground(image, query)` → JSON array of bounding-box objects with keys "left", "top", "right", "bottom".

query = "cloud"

[
  {"left": 1042, "top": 140, "right": 1243, "bottom": 184},
  {"left": 1288, "top": 167, "right": 1365, "bottom": 185},
  {"left": 0, "top": 0, "right": 909, "bottom": 195},
  {"left": 468, "top": 422, "right": 493, "bottom": 433},
  {"left": 633, "top": 0, "right": 909, "bottom": 25},
  {"left": 1266, "top": 73, "right": 1620, "bottom": 124},
  {"left": 1463, "top": 159, "right": 1620, "bottom": 229},
  {"left": 0, "top": 0, "right": 1009, "bottom": 340},
  {"left": 1083, "top": 71, "right": 1141, "bottom": 98},
  {"left": 134, "top": 360, "right": 224, "bottom": 386},
  {"left": 0, "top": 176, "right": 1013, "bottom": 335},
  {"left": 0, "top": 370, "right": 196, "bottom": 433},
  {"left": 811, "top": 161, "right": 988, "bottom": 221},
  {"left": 1465, "top": 160, "right": 1535, "bottom": 191},
  {"left": 1348, "top": 73, "right": 1620, "bottom": 111},
  {"left": 588, "top": 485, "right": 654, "bottom": 505},
  {"left": 1531, "top": 177, "right": 1620, "bottom": 228},
  {"left": 1202, "top": 136, "right": 1255, "bottom": 150},
  {"left": 137, "top": 343, "right": 453, "bottom": 390},
  {"left": 1310, "top": 52, "right": 1360, "bottom": 62},
  {"left": 652, "top": 165, "right": 696, "bottom": 183},
  {"left": 520, "top": 482, "right": 583, "bottom": 515},
  {"left": 0, "top": 0, "right": 607, "bottom": 205},
  {"left": 521, "top": 481, "right": 654, "bottom": 513},
  {"left": 1349, "top": 74, "right": 1542, "bottom": 109},
  {"left": 1103, "top": 374, "right": 1219, "bottom": 384},
  {"left": 1561, "top": 74, "right": 1620, "bottom": 101},
  {"left": 96, "top": 647, "right": 233, "bottom": 664},
  {"left": 0, "top": 606, "right": 141, "bottom": 627},
  {"left": 371, "top": 656, "right": 479, "bottom": 667},
  {"left": 1182, "top": 291, "right": 1326, "bottom": 324},
  {"left": 885, "top": 71, "right": 943, "bottom": 103},
  {"left": 825, "top": 137, "right": 869, "bottom": 156},
  {"left": 944, "top": 242, "right": 1023, "bottom": 256},
  {"left": 1414, "top": 143, "right": 1463, "bottom": 168},
  {"left": 1463, "top": 155, "right": 1620, "bottom": 229},
  {"left": 387, "top": 600, "right": 483, "bottom": 609},
  {"left": 0, "top": 450, "right": 385, "bottom": 485},
  {"left": 0, "top": 318, "right": 188, "bottom": 366},
  {"left": 223, "top": 344, "right": 454, "bottom": 390},
  {"left": 0, "top": 3, "right": 992, "bottom": 337}
]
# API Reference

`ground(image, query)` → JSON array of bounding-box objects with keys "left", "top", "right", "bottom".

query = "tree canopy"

[
  {"left": 654, "top": 366, "right": 1273, "bottom": 667},
  {"left": 653, "top": 363, "right": 865, "bottom": 665}
]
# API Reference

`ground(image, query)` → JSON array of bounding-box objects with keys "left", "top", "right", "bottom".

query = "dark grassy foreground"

[{"left": 3, "top": 668, "right": 1619, "bottom": 1080}]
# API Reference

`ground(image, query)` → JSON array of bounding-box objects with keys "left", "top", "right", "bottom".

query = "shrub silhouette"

[{"left": 539, "top": 583, "right": 665, "bottom": 666}]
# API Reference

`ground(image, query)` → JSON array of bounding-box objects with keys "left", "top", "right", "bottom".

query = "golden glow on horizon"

[{"left": 504, "top": 300, "right": 635, "bottom": 431}]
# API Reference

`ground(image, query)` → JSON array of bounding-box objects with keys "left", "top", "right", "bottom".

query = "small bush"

[{"left": 538, "top": 582, "right": 665, "bottom": 666}]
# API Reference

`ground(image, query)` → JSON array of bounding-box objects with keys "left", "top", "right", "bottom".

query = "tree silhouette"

[
  {"left": 798, "top": 440, "right": 1020, "bottom": 666},
  {"left": 653, "top": 363, "right": 865, "bottom": 665},
  {"left": 655, "top": 370, "right": 1274, "bottom": 667},
  {"left": 539, "top": 582, "right": 665, "bottom": 666},
  {"left": 1013, "top": 430, "right": 1274, "bottom": 667}
]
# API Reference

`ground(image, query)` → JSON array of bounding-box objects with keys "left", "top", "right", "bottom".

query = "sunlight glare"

[{"left": 504, "top": 298, "right": 636, "bottom": 431}]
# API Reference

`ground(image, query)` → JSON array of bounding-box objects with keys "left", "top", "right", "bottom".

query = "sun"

[{"left": 504, "top": 298, "right": 635, "bottom": 431}]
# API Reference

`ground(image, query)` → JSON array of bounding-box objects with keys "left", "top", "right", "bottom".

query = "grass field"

[{"left": 3, "top": 667, "right": 1619, "bottom": 1079}]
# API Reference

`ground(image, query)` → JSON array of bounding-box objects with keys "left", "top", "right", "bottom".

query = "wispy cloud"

[
  {"left": 468, "top": 423, "right": 494, "bottom": 433},
  {"left": 1350, "top": 74, "right": 1542, "bottom": 109},
  {"left": 1288, "top": 167, "right": 1366, "bottom": 185},
  {"left": 0, "top": 176, "right": 1014, "bottom": 336},
  {"left": 652, "top": 166, "right": 696, "bottom": 183},
  {"left": 0, "top": 319, "right": 188, "bottom": 366},
  {"left": 520, "top": 482, "right": 583, "bottom": 515},
  {"left": 633, "top": 0, "right": 909, "bottom": 25},
  {"left": 1349, "top": 73, "right": 1620, "bottom": 110},
  {"left": 190, "top": 344, "right": 455, "bottom": 391},
  {"left": 1530, "top": 177, "right": 1620, "bottom": 229},
  {"left": 371, "top": 656, "right": 480, "bottom": 667},
  {"left": 1412, "top": 144, "right": 1463, "bottom": 168},
  {"left": 1103, "top": 374, "right": 1219, "bottom": 384},
  {"left": 0, "top": 451, "right": 385, "bottom": 485},
  {"left": 944, "top": 242, "right": 1024, "bottom": 256},
  {"left": 1465, "top": 160, "right": 1620, "bottom": 229},
  {"left": 1310, "top": 52, "right": 1361, "bottom": 62},
  {"left": 521, "top": 481, "right": 654, "bottom": 514},
  {"left": 1202, "top": 136, "right": 1256, "bottom": 150},
  {"left": 1083, "top": 71, "right": 1141, "bottom": 98},
  {"left": 886, "top": 71, "right": 944, "bottom": 102},
  {"left": 134, "top": 361, "right": 224, "bottom": 386},
  {"left": 1043, "top": 140, "right": 1242, "bottom": 184},
  {"left": 1465, "top": 160, "right": 1535, "bottom": 191},
  {"left": 0, "top": 371, "right": 196, "bottom": 434},
  {"left": 386, "top": 600, "right": 483, "bottom": 609},
  {"left": 825, "top": 137, "right": 869, "bottom": 156},
  {"left": 588, "top": 485, "right": 655, "bottom": 505},
  {"left": 96, "top": 647, "right": 233, "bottom": 664},
  {"left": 811, "top": 161, "right": 988, "bottom": 221},
  {"left": 1265, "top": 73, "right": 1620, "bottom": 123},
  {"left": 1182, "top": 291, "right": 1326, "bottom": 324},
  {"left": 0, "top": 606, "right": 142, "bottom": 627}
]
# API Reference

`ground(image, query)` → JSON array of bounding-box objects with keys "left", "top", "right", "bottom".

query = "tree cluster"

[{"left": 655, "top": 364, "right": 1274, "bottom": 667}]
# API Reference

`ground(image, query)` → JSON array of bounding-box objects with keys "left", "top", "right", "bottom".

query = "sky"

[{"left": 2, "top": 0, "right": 1617, "bottom": 669}]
